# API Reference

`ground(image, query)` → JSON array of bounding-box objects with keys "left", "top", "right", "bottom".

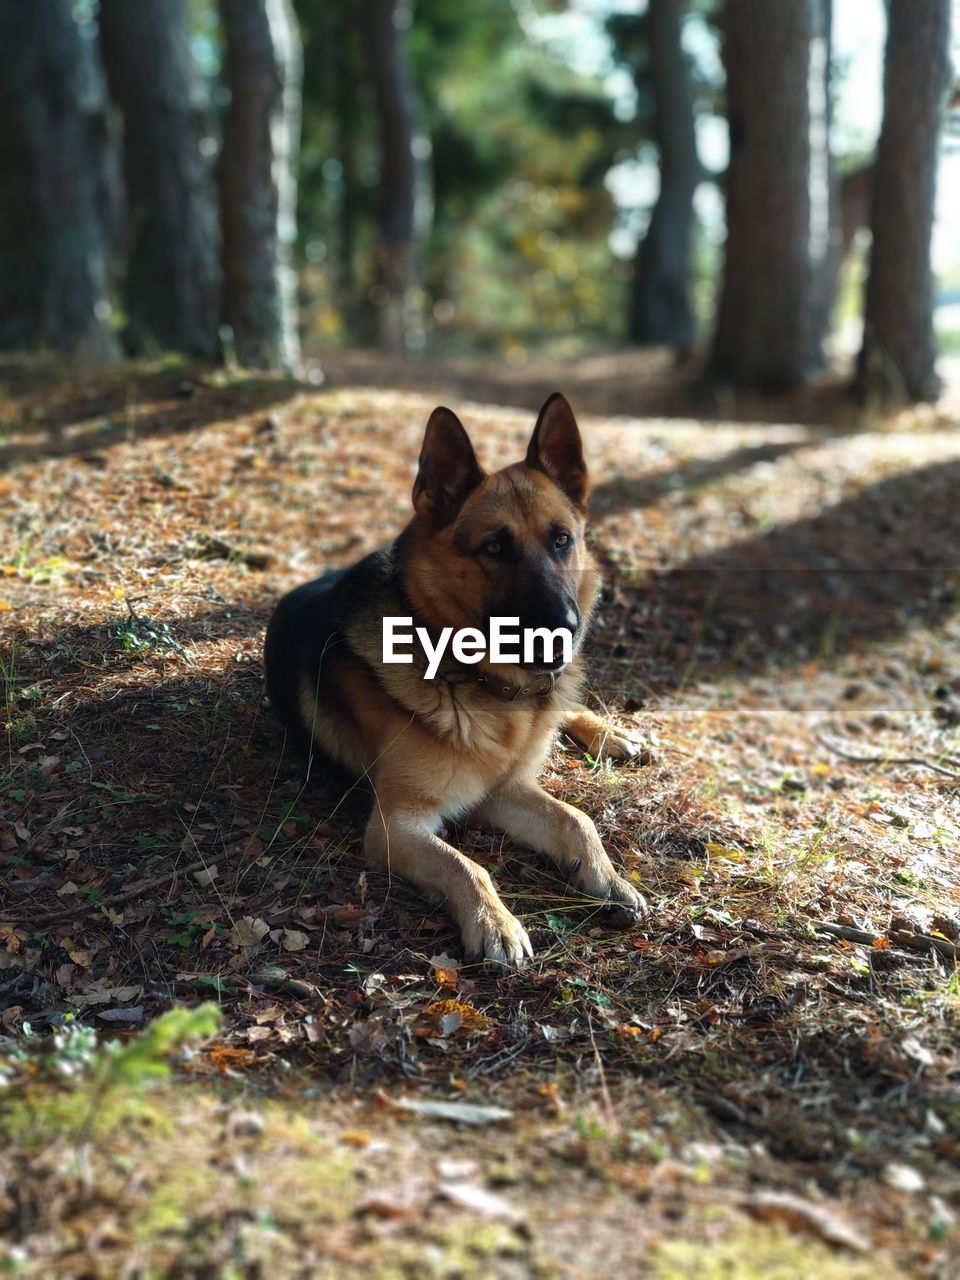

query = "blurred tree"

[
  {"left": 0, "top": 0, "right": 117, "bottom": 358},
  {"left": 219, "top": 0, "right": 303, "bottom": 372},
  {"left": 855, "top": 0, "right": 951, "bottom": 404},
  {"left": 333, "top": 7, "right": 362, "bottom": 302},
  {"left": 363, "top": 0, "right": 420, "bottom": 351},
  {"left": 710, "top": 0, "right": 828, "bottom": 389},
  {"left": 295, "top": 0, "right": 626, "bottom": 354},
  {"left": 614, "top": 0, "right": 702, "bottom": 348},
  {"left": 100, "top": 0, "right": 220, "bottom": 357},
  {"left": 811, "top": 0, "right": 840, "bottom": 349}
]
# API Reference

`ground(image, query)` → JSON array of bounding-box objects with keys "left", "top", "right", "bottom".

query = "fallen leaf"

[
  {"left": 80, "top": 984, "right": 142, "bottom": 1006},
  {"left": 281, "top": 928, "right": 310, "bottom": 953},
  {"left": 386, "top": 1096, "right": 513, "bottom": 1126},
  {"left": 349, "top": 1020, "right": 388, "bottom": 1053},
  {"left": 331, "top": 904, "right": 368, "bottom": 928},
  {"left": 425, "top": 999, "right": 491, "bottom": 1031},
  {"left": 230, "top": 916, "right": 269, "bottom": 955},
  {"left": 740, "top": 1191, "right": 869, "bottom": 1252},
  {"left": 883, "top": 1163, "right": 925, "bottom": 1192},
  {"left": 98, "top": 1006, "right": 145, "bottom": 1025},
  {"left": 437, "top": 1182, "right": 522, "bottom": 1221}
]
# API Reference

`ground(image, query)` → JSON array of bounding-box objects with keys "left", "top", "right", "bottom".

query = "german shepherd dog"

[{"left": 264, "top": 393, "right": 645, "bottom": 966}]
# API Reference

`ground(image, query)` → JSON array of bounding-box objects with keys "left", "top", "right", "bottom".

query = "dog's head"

[{"left": 405, "top": 393, "right": 599, "bottom": 671}]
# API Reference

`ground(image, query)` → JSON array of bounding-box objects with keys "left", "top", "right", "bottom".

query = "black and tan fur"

[{"left": 264, "top": 393, "right": 645, "bottom": 966}]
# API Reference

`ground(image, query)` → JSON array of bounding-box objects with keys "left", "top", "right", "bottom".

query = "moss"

[{"left": 650, "top": 1222, "right": 892, "bottom": 1280}]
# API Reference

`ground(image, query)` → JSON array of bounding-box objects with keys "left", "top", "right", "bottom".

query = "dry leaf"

[
  {"left": 437, "top": 1182, "right": 522, "bottom": 1222},
  {"left": 386, "top": 1096, "right": 513, "bottom": 1126},
  {"left": 423, "top": 999, "right": 492, "bottom": 1033},
  {"left": 741, "top": 1191, "right": 869, "bottom": 1252},
  {"left": 98, "top": 1006, "right": 144, "bottom": 1025},
  {"left": 230, "top": 916, "right": 270, "bottom": 955}
]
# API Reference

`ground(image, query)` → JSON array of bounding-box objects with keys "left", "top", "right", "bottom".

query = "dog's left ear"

[{"left": 525, "top": 392, "right": 588, "bottom": 507}]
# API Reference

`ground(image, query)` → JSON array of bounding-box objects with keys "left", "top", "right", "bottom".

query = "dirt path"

[{"left": 1, "top": 358, "right": 958, "bottom": 1276}]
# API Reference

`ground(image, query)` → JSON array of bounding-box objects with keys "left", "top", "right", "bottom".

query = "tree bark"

[
  {"left": 811, "top": 0, "right": 841, "bottom": 349},
  {"left": 335, "top": 6, "right": 361, "bottom": 301},
  {"left": 363, "top": 0, "right": 418, "bottom": 352},
  {"left": 99, "top": 0, "right": 220, "bottom": 358},
  {"left": 710, "top": 0, "right": 827, "bottom": 390},
  {"left": 629, "top": 0, "right": 701, "bottom": 348},
  {"left": 0, "top": 1, "right": 117, "bottom": 358},
  {"left": 855, "top": 0, "right": 950, "bottom": 404},
  {"left": 219, "top": 0, "right": 303, "bottom": 373}
]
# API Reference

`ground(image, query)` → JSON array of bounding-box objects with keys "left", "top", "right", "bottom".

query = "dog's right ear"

[{"left": 413, "top": 407, "right": 484, "bottom": 525}]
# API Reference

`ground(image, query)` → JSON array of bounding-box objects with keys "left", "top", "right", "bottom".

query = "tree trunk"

[
  {"left": 710, "top": 0, "right": 827, "bottom": 390},
  {"left": 363, "top": 0, "right": 418, "bottom": 352},
  {"left": 855, "top": 0, "right": 950, "bottom": 405},
  {"left": 0, "top": 1, "right": 117, "bottom": 358},
  {"left": 335, "top": 6, "right": 360, "bottom": 302},
  {"left": 811, "top": 0, "right": 841, "bottom": 350},
  {"left": 219, "top": 0, "right": 303, "bottom": 373},
  {"left": 99, "top": 0, "right": 220, "bottom": 358},
  {"left": 629, "top": 0, "right": 701, "bottom": 348}
]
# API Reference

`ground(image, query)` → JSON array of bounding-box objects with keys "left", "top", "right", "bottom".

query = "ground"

[{"left": 1, "top": 351, "right": 958, "bottom": 1278}]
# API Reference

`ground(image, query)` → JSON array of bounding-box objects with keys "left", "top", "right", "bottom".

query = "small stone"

[{"left": 883, "top": 1163, "right": 925, "bottom": 1193}]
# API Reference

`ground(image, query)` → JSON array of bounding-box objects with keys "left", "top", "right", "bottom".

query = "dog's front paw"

[
  {"left": 574, "top": 862, "right": 647, "bottom": 917},
  {"left": 593, "top": 726, "right": 652, "bottom": 765},
  {"left": 461, "top": 902, "right": 533, "bottom": 970}
]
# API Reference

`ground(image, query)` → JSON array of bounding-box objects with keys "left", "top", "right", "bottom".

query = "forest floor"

[{"left": 1, "top": 350, "right": 959, "bottom": 1278}]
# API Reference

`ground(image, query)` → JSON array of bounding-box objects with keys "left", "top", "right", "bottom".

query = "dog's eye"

[
  {"left": 484, "top": 540, "right": 503, "bottom": 557},
  {"left": 554, "top": 532, "right": 572, "bottom": 551}
]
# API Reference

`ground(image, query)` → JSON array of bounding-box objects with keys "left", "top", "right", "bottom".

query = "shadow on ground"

[
  {"left": 0, "top": 359, "right": 304, "bottom": 466},
  {"left": 591, "top": 456, "right": 960, "bottom": 688}
]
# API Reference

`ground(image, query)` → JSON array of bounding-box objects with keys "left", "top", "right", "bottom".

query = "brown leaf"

[
  {"left": 348, "top": 1020, "right": 388, "bottom": 1053},
  {"left": 423, "top": 999, "right": 492, "bottom": 1033},
  {"left": 740, "top": 1191, "right": 869, "bottom": 1252},
  {"left": 229, "top": 916, "right": 269, "bottom": 955},
  {"left": 437, "top": 1182, "right": 522, "bottom": 1222}
]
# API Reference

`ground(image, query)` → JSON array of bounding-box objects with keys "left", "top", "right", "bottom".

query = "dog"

[{"left": 264, "top": 392, "right": 646, "bottom": 966}]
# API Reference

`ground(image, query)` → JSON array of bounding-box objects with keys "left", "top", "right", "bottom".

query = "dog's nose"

[{"left": 529, "top": 592, "right": 579, "bottom": 638}]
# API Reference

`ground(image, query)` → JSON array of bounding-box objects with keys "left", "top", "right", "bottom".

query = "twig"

[
  {"left": 0, "top": 859, "right": 209, "bottom": 927},
  {"left": 740, "top": 917, "right": 960, "bottom": 964},
  {"left": 816, "top": 734, "right": 960, "bottom": 781},
  {"left": 811, "top": 919, "right": 959, "bottom": 962},
  {"left": 197, "top": 534, "right": 271, "bottom": 570}
]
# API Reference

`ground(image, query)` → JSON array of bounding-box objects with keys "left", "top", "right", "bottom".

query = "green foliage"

[
  {"left": 295, "top": 0, "right": 629, "bottom": 354},
  {"left": 111, "top": 607, "right": 192, "bottom": 662},
  {"left": 1, "top": 1005, "right": 222, "bottom": 1145},
  {"left": 93, "top": 1003, "right": 221, "bottom": 1089}
]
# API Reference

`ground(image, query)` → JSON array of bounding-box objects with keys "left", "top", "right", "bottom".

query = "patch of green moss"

[{"left": 650, "top": 1221, "right": 892, "bottom": 1280}]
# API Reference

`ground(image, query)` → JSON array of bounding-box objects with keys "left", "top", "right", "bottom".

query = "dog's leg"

[
  {"left": 562, "top": 703, "right": 650, "bottom": 764},
  {"left": 473, "top": 780, "right": 646, "bottom": 913},
  {"left": 364, "top": 809, "right": 532, "bottom": 968}
]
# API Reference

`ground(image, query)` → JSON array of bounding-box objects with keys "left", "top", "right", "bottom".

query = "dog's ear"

[
  {"left": 525, "top": 392, "right": 588, "bottom": 507},
  {"left": 413, "top": 407, "right": 484, "bottom": 525}
]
